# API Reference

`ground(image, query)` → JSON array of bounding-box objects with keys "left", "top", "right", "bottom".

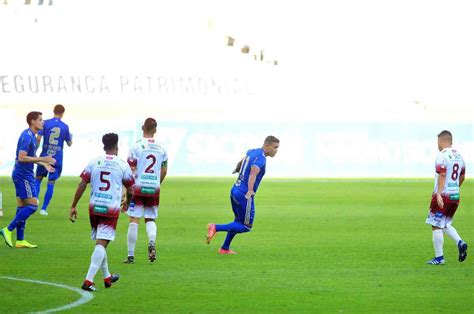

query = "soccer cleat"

[
  {"left": 458, "top": 241, "right": 468, "bottom": 262},
  {"left": 104, "top": 273, "right": 119, "bottom": 288},
  {"left": 39, "top": 209, "right": 48, "bottom": 216},
  {"left": 426, "top": 256, "right": 445, "bottom": 265},
  {"left": 148, "top": 240, "right": 157, "bottom": 262},
  {"left": 0, "top": 227, "right": 13, "bottom": 248},
  {"left": 81, "top": 280, "right": 97, "bottom": 292},
  {"left": 0, "top": 209, "right": 4, "bottom": 217},
  {"left": 15, "top": 240, "right": 38, "bottom": 248},
  {"left": 206, "top": 223, "right": 216, "bottom": 244},
  {"left": 123, "top": 256, "right": 135, "bottom": 264},
  {"left": 219, "top": 248, "right": 237, "bottom": 255}
]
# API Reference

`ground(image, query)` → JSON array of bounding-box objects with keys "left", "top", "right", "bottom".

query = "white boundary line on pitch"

[{"left": 0, "top": 276, "right": 93, "bottom": 313}]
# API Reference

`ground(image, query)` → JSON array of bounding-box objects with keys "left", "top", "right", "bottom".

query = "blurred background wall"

[{"left": 1, "top": 0, "right": 473, "bottom": 177}]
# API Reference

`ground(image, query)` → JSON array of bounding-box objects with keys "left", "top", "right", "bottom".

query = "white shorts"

[
  {"left": 425, "top": 212, "right": 453, "bottom": 229},
  {"left": 90, "top": 215, "right": 118, "bottom": 241},
  {"left": 127, "top": 202, "right": 158, "bottom": 220}
]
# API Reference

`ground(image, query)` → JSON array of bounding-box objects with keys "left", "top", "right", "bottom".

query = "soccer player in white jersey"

[
  {"left": 123, "top": 118, "right": 168, "bottom": 264},
  {"left": 69, "top": 133, "right": 134, "bottom": 291},
  {"left": 425, "top": 130, "right": 468, "bottom": 265}
]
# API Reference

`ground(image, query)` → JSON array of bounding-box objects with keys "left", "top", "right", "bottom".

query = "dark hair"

[
  {"left": 264, "top": 135, "right": 280, "bottom": 145},
  {"left": 438, "top": 130, "right": 453, "bottom": 142},
  {"left": 54, "top": 104, "right": 65, "bottom": 115},
  {"left": 26, "top": 111, "right": 42, "bottom": 125},
  {"left": 142, "top": 117, "right": 157, "bottom": 132},
  {"left": 102, "top": 133, "right": 119, "bottom": 151}
]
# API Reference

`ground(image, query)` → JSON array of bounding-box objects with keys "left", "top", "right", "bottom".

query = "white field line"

[{"left": 0, "top": 276, "right": 93, "bottom": 313}]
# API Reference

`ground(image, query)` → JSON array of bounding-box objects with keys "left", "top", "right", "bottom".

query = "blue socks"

[
  {"left": 35, "top": 179, "right": 42, "bottom": 197},
  {"left": 42, "top": 183, "right": 55, "bottom": 211},
  {"left": 222, "top": 232, "right": 237, "bottom": 250},
  {"left": 215, "top": 222, "right": 250, "bottom": 250},
  {"left": 216, "top": 222, "right": 249, "bottom": 233},
  {"left": 8, "top": 205, "right": 38, "bottom": 240}
]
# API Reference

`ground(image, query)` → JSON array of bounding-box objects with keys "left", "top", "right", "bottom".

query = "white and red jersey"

[
  {"left": 80, "top": 155, "right": 134, "bottom": 218},
  {"left": 128, "top": 138, "right": 167, "bottom": 197},
  {"left": 433, "top": 148, "right": 466, "bottom": 203}
]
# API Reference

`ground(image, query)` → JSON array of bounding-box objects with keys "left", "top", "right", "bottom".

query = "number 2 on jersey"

[
  {"left": 48, "top": 127, "right": 61, "bottom": 145},
  {"left": 145, "top": 154, "right": 157, "bottom": 173}
]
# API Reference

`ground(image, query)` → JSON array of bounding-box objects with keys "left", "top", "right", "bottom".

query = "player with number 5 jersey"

[
  {"left": 425, "top": 130, "right": 468, "bottom": 265},
  {"left": 69, "top": 133, "right": 134, "bottom": 291},
  {"left": 123, "top": 118, "right": 168, "bottom": 264}
]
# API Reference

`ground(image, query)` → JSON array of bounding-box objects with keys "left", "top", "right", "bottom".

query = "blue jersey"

[
  {"left": 38, "top": 118, "right": 71, "bottom": 166},
  {"left": 234, "top": 148, "right": 266, "bottom": 193},
  {"left": 12, "top": 128, "right": 37, "bottom": 179}
]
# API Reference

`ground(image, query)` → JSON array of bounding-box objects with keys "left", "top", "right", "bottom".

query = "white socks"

[
  {"left": 86, "top": 245, "right": 106, "bottom": 282},
  {"left": 127, "top": 222, "right": 139, "bottom": 256},
  {"left": 146, "top": 221, "right": 157, "bottom": 243},
  {"left": 443, "top": 225, "right": 462, "bottom": 244},
  {"left": 100, "top": 250, "right": 111, "bottom": 279},
  {"left": 432, "top": 229, "right": 444, "bottom": 258}
]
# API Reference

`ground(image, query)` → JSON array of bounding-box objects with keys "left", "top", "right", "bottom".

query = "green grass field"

[{"left": 0, "top": 177, "right": 473, "bottom": 313}]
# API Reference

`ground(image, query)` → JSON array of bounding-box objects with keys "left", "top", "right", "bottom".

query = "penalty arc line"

[{"left": 0, "top": 276, "right": 94, "bottom": 313}]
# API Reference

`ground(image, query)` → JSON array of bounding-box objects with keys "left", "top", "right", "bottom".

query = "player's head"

[
  {"left": 102, "top": 133, "right": 119, "bottom": 155},
  {"left": 26, "top": 111, "right": 43, "bottom": 131},
  {"left": 263, "top": 135, "right": 280, "bottom": 157},
  {"left": 142, "top": 117, "right": 157, "bottom": 136},
  {"left": 437, "top": 130, "right": 453, "bottom": 151},
  {"left": 53, "top": 104, "right": 65, "bottom": 117}
]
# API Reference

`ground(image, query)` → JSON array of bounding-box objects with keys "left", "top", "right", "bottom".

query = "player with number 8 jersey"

[{"left": 425, "top": 130, "right": 468, "bottom": 265}]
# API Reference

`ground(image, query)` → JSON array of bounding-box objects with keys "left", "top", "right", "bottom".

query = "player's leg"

[
  {"left": 427, "top": 226, "right": 445, "bottom": 264},
  {"left": 96, "top": 218, "right": 120, "bottom": 288},
  {"left": 216, "top": 193, "right": 252, "bottom": 233},
  {"left": 441, "top": 203, "right": 468, "bottom": 262},
  {"left": 40, "top": 166, "right": 61, "bottom": 215},
  {"left": 144, "top": 196, "right": 159, "bottom": 262},
  {"left": 35, "top": 164, "right": 47, "bottom": 199},
  {"left": 124, "top": 197, "right": 141, "bottom": 263},
  {"left": 1, "top": 178, "right": 38, "bottom": 248},
  {"left": 83, "top": 217, "right": 119, "bottom": 291},
  {"left": 207, "top": 190, "right": 250, "bottom": 245},
  {"left": 445, "top": 225, "right": 468, "bottom": 262},
  {"left": 425, "top": 197, "right": 447, "bottom": 265},
  {"left": 39, "top": 179, "right": 55, "bottom": 215},
  {"left": 221, "top": 196, "right": 254, "bottom": 254}
]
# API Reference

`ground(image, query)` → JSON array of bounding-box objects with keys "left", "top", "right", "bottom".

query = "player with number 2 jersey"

[{"left": 124, "top": 118, "right": 168, "bottom": 264}]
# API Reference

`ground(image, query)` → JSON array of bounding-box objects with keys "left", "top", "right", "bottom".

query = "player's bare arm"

[
  {"left": 160, "top": 161, "right": 168, "bottom": 183},
  {"left": 70, "top": 179, "right": 88, "bottom": 221},
  {"left": 232, "top": 159, "right": 243, "bottom": 174},
  {"left": 436, "top": 172, "right": 446, "bottom": 209},
  {"left": 245, "top": 166, "right": 260, "bottom": 199},
  {"left": 18, "top": 150, "right": 56, "bottom": 165},
  {"left": 459, "top": 173, "right": 465, "bottom": 187}
]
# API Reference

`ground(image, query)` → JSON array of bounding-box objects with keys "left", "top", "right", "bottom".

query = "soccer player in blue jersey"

[
  {"left": 0, "top": 111, "right": 56, "bottom": 248},
  {"left": 35, "top": 104, "right": 73, "bottom": 216},
  {"left": 206, "top": 135, "right": 280, "bottom": 254}
]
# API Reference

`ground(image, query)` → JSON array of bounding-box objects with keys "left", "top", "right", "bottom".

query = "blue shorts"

[
  {"left": 13, "top": 175, "right": 38, "bottom": 199},
  {"left": 36, "top": 163, "right": 62, "bottom": 181},
  {"left": 230, "top": 187, "right": 255, "bottom": 228}
]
